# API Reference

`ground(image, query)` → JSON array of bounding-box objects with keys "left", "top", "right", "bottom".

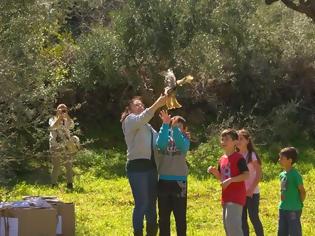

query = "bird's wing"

[{"left": 176, "top": 75, "right": 194, "bottom": 86}]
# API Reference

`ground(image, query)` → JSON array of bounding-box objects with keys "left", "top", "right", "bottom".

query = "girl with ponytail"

[{"left": 237, "top": 129, "right": 264, "bottom": 236}]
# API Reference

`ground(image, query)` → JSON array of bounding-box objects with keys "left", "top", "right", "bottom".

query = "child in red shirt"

[{"left": 208, "top": 129, "right": 249, "bottom": 236}]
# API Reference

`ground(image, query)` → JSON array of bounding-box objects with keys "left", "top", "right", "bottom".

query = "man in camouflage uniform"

[{"left": 49, "top": 104, "right": 78, "bottom": 189}]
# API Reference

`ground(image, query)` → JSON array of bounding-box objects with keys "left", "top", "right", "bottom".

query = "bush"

[
  {"left": 188, "top": 138, "right": 222, "bottom": 179},
  {"left": 0, "top": 1, "right": 59, "bottom": 184},
  {"left": 75, "top": 149, "right": 126, "bottom": 179}
]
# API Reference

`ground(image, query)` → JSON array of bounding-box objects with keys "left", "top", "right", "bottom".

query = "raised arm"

[
  {"left": 148, "top": 94, "right": 167, "bottom": 114},
  {"left": 64, "top": 113, "right": 75, "bottom": 129},
  {"left": 156, "top": 110, "right": 171, "bottom": 150},
  {"left": 125, "top": 95, "right": 166, "bottom": 130},
  {"left": 172, "top": 127, "right": 190, "bottom": 153},
  {"left": 156, "top": 124, "right": 169, "bottom": 150},
  {"left": 49, "top": 116, "right": 63, "bottom": 129}
]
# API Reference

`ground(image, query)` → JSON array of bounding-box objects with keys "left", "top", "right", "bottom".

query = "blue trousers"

[
  {"left": 278, "top": 209, "right": 302, "bottom": 236},
  {"left": 127, "top": 169, "right": 158, "bottom": 233}
]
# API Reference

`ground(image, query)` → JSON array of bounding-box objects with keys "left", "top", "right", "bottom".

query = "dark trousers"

[
  {"left": 158, "top": 180, "right": 187, "bottom": 236},
  {"left": 278, "top": 209, "right": 302, "bottom": 236},
  {"left": 127, "top": 169, "right": 158, "bottom": 233},
  {"left": 242, "top": 194, "right": 264, "bottom": 236}
]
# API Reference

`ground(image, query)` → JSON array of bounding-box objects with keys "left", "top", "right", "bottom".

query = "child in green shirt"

[{"left": 278, "top": 147, "right": 306, "bottom": 236}]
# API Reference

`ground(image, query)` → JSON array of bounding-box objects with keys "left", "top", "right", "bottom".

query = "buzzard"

[{"left": 161, "top": 69, "right": 193, "bottom": 110}]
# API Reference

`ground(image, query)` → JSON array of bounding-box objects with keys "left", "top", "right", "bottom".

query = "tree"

[
  {"left": 0, "top": 1, "right": 61, "bottom": 183},
  {"left": 265, "top": 0, "right": 315, "bottom": 21}
]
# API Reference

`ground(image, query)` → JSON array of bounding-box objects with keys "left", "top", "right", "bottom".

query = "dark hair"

[
  {"left": 279, "top": 147, "right": 298, "bottom": 164},
  {"left": 171, "top": 115, "right": 190, "bottom": 138},
  {"left": 120, "top": 96, "right": 143, "bottom": 122},
  {"left": 238, "top": 129, "right": 262, "bottom": 165},
  {"left": 221, "top": 128, "right": 238, "bottom": 141},
  {"left": 171, "top": 116, "right": 187, "bottom": 129}
]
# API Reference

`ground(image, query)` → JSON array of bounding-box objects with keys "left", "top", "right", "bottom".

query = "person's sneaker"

[{"left": 66, "top": 183, "right": 73, "bottom": 190}]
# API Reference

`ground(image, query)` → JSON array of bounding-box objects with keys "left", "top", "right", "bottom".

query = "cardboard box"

[
  {"left": 50, "top": 202, "right": 75, "bottom": 236},
  {"left": 0, "top": 207, "right": 57, "bottom": 236}
]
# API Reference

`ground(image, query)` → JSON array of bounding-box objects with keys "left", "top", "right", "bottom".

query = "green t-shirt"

[{"left": 279, "top": 168, "right": 304, "bottom": 210}]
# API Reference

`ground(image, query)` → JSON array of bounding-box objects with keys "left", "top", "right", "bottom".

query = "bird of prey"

[{"left": 161, "top": 69, "right": 194, "bottom": 110}]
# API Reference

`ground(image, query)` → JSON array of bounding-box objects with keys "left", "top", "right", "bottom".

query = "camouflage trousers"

[{"left": 50, "top": 149, "right": 73, "bottom": 184}]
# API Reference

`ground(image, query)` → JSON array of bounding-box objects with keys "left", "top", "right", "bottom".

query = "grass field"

[{"left": 1, "top": 146, "right": 314, "bottom": 235}]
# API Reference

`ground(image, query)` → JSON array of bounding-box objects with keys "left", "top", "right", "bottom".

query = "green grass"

[
  {"left": 1, "top": 142, "right": 315, "bottom": 235},
  {"left": 1, "top": 166, "right": 315, "bottom": 235}
]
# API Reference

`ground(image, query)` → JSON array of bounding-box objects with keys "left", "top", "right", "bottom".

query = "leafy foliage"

[
  {"left": 265, "top": 0, "right": 315, "bottom": 22},
  {"left": 72, "top": 27, "right": 127, "bottom": 89},
  {"left": 1, "top": 0, "right": 315, "bottom": 182},
  {"left": 0, "top": 1, "right": 59, "bottom": 183}
]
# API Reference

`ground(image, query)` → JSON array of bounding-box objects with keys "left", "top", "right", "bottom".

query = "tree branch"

[
  {"left": 266, "top": 0, "right": 315, "bottom": 22},
  {"left": 282, "top": 0, "right": 315, "bottom": 20},
  {"left": 282, "top": 0, "right": 304, "bottom": 13},
  {"left": 265, "top": 0, "right": 279, "bottom": 5}
]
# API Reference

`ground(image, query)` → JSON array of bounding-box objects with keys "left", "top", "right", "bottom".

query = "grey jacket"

[{"left": 122, "top": 109, "right": 157, "bottom": 161}]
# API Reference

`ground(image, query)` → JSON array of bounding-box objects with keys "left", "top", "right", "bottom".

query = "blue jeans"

[
  {"left": 278, "top": 209, "right": 302, "bottom": 236},
  {"left": 127, "top": 169, "right": 158, "bottom": 232},
  {"left": 242, "top": 194, "right": 264, "bottom": 236}
]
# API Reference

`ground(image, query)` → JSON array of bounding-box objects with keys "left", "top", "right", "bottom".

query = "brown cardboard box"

[
  {"left": 0, "top": 207, "right": 57, "bottom": 236},
  {"left": 50, "top": 202, "right": 75, "bottom": 236}
]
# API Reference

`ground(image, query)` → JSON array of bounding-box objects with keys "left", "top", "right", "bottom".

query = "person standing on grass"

[
  {"left": 121, "top": 95, "right": 166, "bottom": 236},
  {"left": 278, "top": 147, "right": 306, "bottom": 236},
  {"left": 207, "top": 129, "right": 249, "bottom": 236},
  {"left": 155, "top": 111, "right": 190, "bottom": 236},
  {"left": 237, "top": 129, "right": 264, "bottom": 236},
  {"left": 49, "top": 103, "right": 77, "bottom": 189}
]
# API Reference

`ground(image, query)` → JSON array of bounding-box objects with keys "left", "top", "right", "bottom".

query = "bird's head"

[{"left": 160, "top": 69, "right": 177, "bottom": 89}]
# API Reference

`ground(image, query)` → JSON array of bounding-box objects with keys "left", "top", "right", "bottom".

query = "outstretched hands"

[{"left": 159, "top": 110, "right": 171, "bottom": 124}]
